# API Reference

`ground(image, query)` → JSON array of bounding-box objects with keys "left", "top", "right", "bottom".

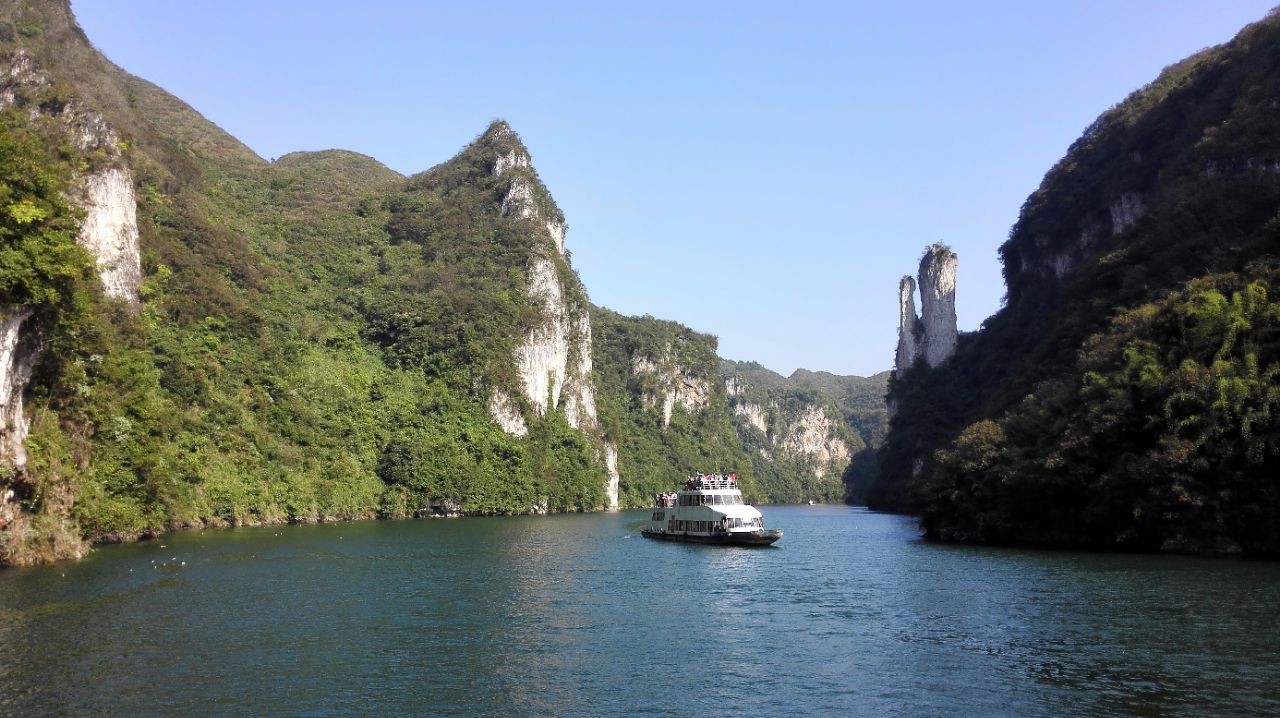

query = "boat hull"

[{"left": 641, "top": 528, "right": 782, "bottom": 546}]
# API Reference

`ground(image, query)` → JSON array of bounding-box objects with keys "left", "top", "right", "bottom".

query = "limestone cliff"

[
  {"left": 0, "top": 44, "right": 140, "bottom": 490},
  {"left": 486, "top": 122, "right": 619, "bottom": 508},
  {"left": 0, "top": 48, "right": 141, "bottom": 308},
  {"left": 894, "top": 276, "right": 921, "bottom": 373},
  {"left": 722, "top": 362, "right": 866, "bottom": 501},
  {"left": 631, "top": 350, "right": 711, "bottom": 428},
  {"left": 0, "top": 308, "right": 36, "bottom": 478},
  {"left": 894, "top": 244, "right": 957, "bottom": 374}
]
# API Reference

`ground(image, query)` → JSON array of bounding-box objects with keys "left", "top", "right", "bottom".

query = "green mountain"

[
  {"left": 873, "top": 10, "right": 1280, "bottom": 554},
  {"left": 0, "top": 0, "right": 882, "bottom": 566},
  {"left": 721, "top": 360, "right": 888, "bottom": 503}
]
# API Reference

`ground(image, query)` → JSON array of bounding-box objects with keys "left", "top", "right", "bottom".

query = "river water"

[{"left": 1, "top": 506, "right": 1278, "bottom": 716}]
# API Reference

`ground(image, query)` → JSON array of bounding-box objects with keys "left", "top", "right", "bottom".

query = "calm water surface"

[{"left": 2, "top": 506, "right": 1279, "bottom": 716}]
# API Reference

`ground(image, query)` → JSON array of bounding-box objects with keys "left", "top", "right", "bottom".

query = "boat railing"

[{"left": 686, "top": 475, "right": 738, "bottom": 490}]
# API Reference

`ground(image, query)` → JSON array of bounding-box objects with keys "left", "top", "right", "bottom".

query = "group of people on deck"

[{"left": 684, "top": 472, "right": 737, "bottom": 489}]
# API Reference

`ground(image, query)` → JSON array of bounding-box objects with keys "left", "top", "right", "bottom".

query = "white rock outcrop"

[
  {"left": 725, "top": 381, "right": 852, "bottom": 478},
  {"left": 545, "top": 219, "right": 566, "bottom": 254},
  {"left": 562, "top": 313, "right": 597, "bottom": 431},
  {"left": 632, "top": 352, "right": 710, "bottom": 428},
  {"left": 733, "top": 401, "right": 768, "bottom": 437},
  {"left": 894, "top": 244, "right": 958, "bottom": 373},
  {"left": 919, "top": 244, "right": 958, "bottom": 368},
  {"left": 487, "top": 389, "right": 528, "bottom": 437},
  {"left": 1109, "top": 193, "right": 1145, "bottom": 235},
  {"left": 77, "top": 167, "right": 141, "bottom": 307},
  {"left": 0, "top": 308, "right": 36, "bottom": 474},
  {"left": 493, "top": 149, "right": 530, "bottom": 177},
  {"left": 501, "top": 179, "right": 538, "bottom": 222},
  {"left": 0, "top": 50, "right": 141, "bottom": 309},
  {"left": 487, "top": 131, "right": 618, "bottom": 508},
  {"left": 603, "top": 442, "right": 620, "bottom": 510},
  {"left": 775, "top": 406, "right": 851, "bottom": 479},
  {"left": 514, "top": 256, "right": 571, "bottom": 417},
  {"left": 894, "top": 276, "right": 921, "bottom": 373}
]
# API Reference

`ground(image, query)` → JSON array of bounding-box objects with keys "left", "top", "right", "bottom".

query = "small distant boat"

[
  {"left": 807, "top": 500, "right": 816, "bottom": 506},
  {"left": 641, "top": 473, "right": 782, "bottom": 546}
]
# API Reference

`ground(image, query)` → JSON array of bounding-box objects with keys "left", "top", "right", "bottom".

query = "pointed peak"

[
  {"left": 483, "top": 118, "right": 515, "bottom": 139},
  {"left": 478, "top": 119, "right": 528, "bottom": 154}
]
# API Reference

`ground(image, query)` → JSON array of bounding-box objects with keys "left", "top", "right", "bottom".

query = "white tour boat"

[{"left": 641, "top": 473, "right": 782, "bottom": 546}]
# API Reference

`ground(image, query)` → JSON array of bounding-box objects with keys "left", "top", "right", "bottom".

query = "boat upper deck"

[{"left": 683, "top": 474, "right": 739, "bottom": 491}]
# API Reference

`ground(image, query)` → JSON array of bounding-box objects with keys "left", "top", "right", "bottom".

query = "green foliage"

[
  {"left": 877, "top": 12, "right": 1280, "bottom": 544},
  {"left": 591, "top": 307, "right": 761, "bottom": 504},
  {"left": 920, "top": 273, "right": 1280, "bottom": 553},
  {"left": 721, "top": 360, "right": 879, "bottom": 503},
  {"left": 0, "top": 110, "right": 94, "bottom": 317}
]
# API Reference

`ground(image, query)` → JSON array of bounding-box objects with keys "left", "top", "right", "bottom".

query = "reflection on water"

[{"left": 1, "top": 506, "right": 1279, "bottom": 716}]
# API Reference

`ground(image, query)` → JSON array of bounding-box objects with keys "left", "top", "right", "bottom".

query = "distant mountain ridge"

[{"left": 721, "top": 360, "right": 888, "bottom": 502}]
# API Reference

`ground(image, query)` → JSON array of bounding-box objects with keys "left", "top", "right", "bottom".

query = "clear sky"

[{"left": 72, "top": 0, "right": 1277, "bottom": 377}]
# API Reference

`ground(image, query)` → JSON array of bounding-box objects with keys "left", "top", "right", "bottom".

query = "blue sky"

[{"left": 72, "top": 1, "right": 1277, "bottom": 377}]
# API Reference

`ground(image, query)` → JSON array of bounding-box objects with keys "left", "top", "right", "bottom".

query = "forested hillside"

[
  {"left": 721, "top": 361, "right": 887, "bottom": 503},
  {"left": 0, "top": 0, "right": 884, "bottom": 565},
  {"left": 873, "top": 9, "right": 1280, "bottom": 554}
]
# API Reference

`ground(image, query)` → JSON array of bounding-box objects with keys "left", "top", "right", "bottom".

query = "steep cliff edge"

[
  {"left": 875, "top": 9, "right": 1280, "bottom": 553},
  {"left": 483, "top": 121, "right": 618, "bottom": 507},
  {"left": 893, "top": 244, "right": 957, "bottom": 377}
]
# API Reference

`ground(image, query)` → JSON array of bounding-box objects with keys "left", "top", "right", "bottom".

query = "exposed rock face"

[
  {"left": 0, "top": 307, "right": 37, "bottom": 475},
  {"left": 723, "top": 371, "right": 854, "bottom": 478},
  {"left": 894, "top": 276, "right": 921, "bottom": 373},
  {"left": 487, "top": 389, "right": 528, "bottom": 437},
  {"left": 545, "top": 219, "right": 566, "bottom": 254},
  {"left": 77, "top": 167, "right": 141, "bottom": 307},
  {"left": 562, "top": 314, "right": 599, "bottom": 430},
  {"left": 1109, "top": 192, "right": 1145, "bottom": 234},
  {"left": 0, "top": 49, "right": 45, "bottom": 107},
  {"left": 501, "top": 178, "right": 538, "bottom": 221},
  {"left": 894, "top": 244, "right": 958, "bottom": 373},
  {"left": 514, "top": 255, "right": 572, "bottom": 417},
  {"left": 919, "top": 244, "right": 958, "bottom": 368},
  {"left": 1, "top": 49, "right": 142, "bottom": 308},
  {"left": 733, "top": 401, "right": 768, "bottom": 436},
  {"left": 493, "top": 149, "right": 530, "bottom": 176},
  {"left": 603, "top": 442, "right": 619, "bottom": 509},
  {"left": 632, "top": 352, "right": 711, "bottom": 428},
  {"left": 775, "top": 406, "right": 851, "bottom": 479},
  {"left": 0, "top": 49, "right": 142, "bottom": 523},
  {"left": 488, "top": 126, "right": 618, "bottom": 508}
]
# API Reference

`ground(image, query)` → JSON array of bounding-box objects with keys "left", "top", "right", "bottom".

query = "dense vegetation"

[
  {"left": 871, "top": 9, "right": 1280, "bottom": 553},
  {"left": 0, "top": 0, "right": 889, "bottom": 564},
  {"left": 592, "top": 308, "right": 760, "bottom": 504},
  {"left": 922, "top": 271, "right": 1280, "bottom": 552},
  {"left": 0, "top": 0, "right": 611, "bottom": 566},
  {"left": 721, "top": 360, "right": 882, "bottom": 503}
]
